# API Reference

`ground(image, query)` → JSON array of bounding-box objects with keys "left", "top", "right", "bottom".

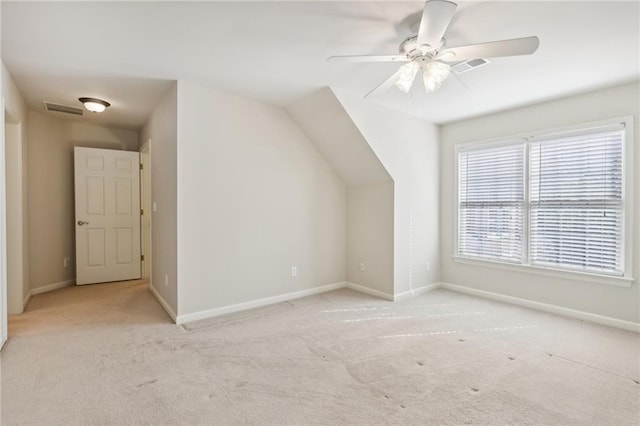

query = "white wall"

[
  {"left": 440, "top": 81, "right": 640, "bottom": 324},
  {"left": 2, "top": 64, "right": 29, "bottom": 313},
  {"left": 70, "top": 122, "right": 138, "bottom": 149},
  {"left": 334, "top": 88, "right": 441, "bottom": 296},
  {"left": 28, "top": 112, "right": 138, "bottom": 292},
  {"left": 140, "top": 84, "right": 178, "bottom": 317},
  {"left": 347, "top": 182, "right": 394, "bottom": 295},
  {"left": 176, "top": 81, "right": 346, "bottom": 317},
  {"left": 287, "top": 88, "right": 394, "bottom": 295}
]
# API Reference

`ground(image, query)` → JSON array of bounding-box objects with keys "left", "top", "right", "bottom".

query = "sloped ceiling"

[{"left": 287, "top": 88, "right": 391, "bottom": 186}]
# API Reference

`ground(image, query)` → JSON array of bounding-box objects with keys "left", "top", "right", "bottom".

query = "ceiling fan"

[{"left": 328, "top": 0, "right": 539, "bottom": 97}]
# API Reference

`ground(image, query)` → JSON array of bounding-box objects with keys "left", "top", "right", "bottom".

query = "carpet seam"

[{"left": 546, "top": 351, "right": 640, "bottom": 383}]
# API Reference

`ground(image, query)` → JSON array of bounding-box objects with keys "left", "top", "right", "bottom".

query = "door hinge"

[
  {"left": 141, "top": 254, "right": 145, "bottom": 261},
  {"left": 140, "top": 163, "right": 143, "bottom": 170},
  {"left": 141, "top": 208, "right": 144, "bottom": 215}
]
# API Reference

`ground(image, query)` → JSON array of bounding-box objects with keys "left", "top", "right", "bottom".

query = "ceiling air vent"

[
  {"left": 452, "top": 58, "right": 491, "bottom": 74},
  {"left": 43, "top": 102, "right": 84, "bottom": 116}
]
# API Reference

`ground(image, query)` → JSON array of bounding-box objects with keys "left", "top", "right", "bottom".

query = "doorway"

[
  {"left": 4, "top": 117, "right": 25, "bottom": 314},
  {"left": 2, "top": 104, "right": 29, "bottom": 350},
  {"left": 1, "top": 102, "right": 7, "bottom": 348}
]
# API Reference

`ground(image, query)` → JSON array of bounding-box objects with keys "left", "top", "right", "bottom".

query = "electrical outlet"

[
  {"left": 63, "top": 258, "right": 71, "bottom": 268},
  {"left": 426, "top": 261, "right": 431, "bottom": 272},
  {"left": 359, "top": 262, "right": 365, "bottom": 272},
  {"left": 164, "top": 273, "right": 169, "bottom": 287},
  {"left": 291, "top": 266, "right": 297, "bottom": 278}
]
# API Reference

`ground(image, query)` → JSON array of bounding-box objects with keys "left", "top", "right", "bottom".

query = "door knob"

[{"left": 77, "top": 220, "right": 89, "bottom": 226}]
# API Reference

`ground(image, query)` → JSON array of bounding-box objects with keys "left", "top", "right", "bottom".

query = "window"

[
  {"left": 456, "top": 119, "right": 632, "bottom": 279},
  {"left": 458, "top": 143, "right": 524, "bottom": 263}
]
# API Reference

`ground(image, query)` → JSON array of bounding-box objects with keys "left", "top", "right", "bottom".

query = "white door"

[{"left": 74, "top": 147, "right": 141, "bottom": 285}]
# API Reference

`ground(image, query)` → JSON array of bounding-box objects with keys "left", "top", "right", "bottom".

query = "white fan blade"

[
  {"left": 417, "top": 0, "right": 457, "bottom": 49},
  {"left": 365, "top": 68, "right": 402, "bottom": 98},
  {"left": 327, "top": 55, "right": 408, "bottom": 63},
  {"left": 437, "top": 36, "right": 540, "bottom": 62}
]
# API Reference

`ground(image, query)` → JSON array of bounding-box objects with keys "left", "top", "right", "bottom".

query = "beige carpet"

[{"left": 1, "top": 280, "right": 638, "bottom": 425}]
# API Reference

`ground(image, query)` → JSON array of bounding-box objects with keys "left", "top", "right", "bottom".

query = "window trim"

[
  {"left": 452, "top": 255, "right": 634, "bottom": 288},
  {"left": 453, "top": 116, "right": 634, "bottom": 287}
]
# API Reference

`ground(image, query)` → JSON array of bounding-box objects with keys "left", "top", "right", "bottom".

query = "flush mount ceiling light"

[{"left": 78, "top": 97, "right": 110, "bottom": 113}]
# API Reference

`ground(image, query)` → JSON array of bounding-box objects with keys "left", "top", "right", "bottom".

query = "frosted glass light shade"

[
  {"left": 425, "top": 61, "right": 450, "bottom": 83},
  {"left": 422, "top": 61, "right": 451, "bottom": 93},
  {"left": 395, "top": 62, "right": 419, "bottom": 93},
  {"left": 423, "top": 73, "right": 443, "bottom": 93}
]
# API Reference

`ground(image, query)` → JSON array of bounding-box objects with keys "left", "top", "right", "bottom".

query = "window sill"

[{"left": 452, "top": 255, "right": 634, "bottom": 288}]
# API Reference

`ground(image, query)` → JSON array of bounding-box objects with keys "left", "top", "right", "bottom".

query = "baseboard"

[
  {"left": 176, "top": 282, "right": 347, "bottom": 325},
  {"left": 440, "top": 282, "right": 640, "bottom": 332},
  {"left": 149, "top": 284, "right": 177, "bottom": 322},
  {"left": 21, "top": 279, "right": 75, "bottom": 311},
  {"left": 393, "top": 282, "right": 443, "bottom": 301},
  {"left": 23, "top": 290, "right": 32, "bottom": 310},
  {"left": 30, "top": 279, "right": 75, "bottom": 296},
  {"left": 345, "top": 282, "right": 394, "bottom": 301},
  {"left": 176, "top": 281, "right": 444, "bottom": 324}
]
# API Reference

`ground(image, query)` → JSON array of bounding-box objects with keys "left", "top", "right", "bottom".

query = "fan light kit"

[
  {"left": 79, "top": 97, "right": 111, "bottom": 113},
  {"left": 328, "top": 0, "right": 539, "bottom": 97}
]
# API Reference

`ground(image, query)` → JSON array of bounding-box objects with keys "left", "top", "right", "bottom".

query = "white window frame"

[{"left": 453, "top": 116, "right": 634, "bottom": 288}]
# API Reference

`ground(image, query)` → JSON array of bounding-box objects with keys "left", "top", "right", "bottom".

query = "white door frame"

[
  {"left": 1, "top": 98, "right": 8, "bottom": 348},
  {"left": 139, "top": 139, "right": 152, "bottom": 281}
]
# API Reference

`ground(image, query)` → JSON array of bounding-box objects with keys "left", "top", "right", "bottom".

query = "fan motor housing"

[{"left": 399, "top": 35, "right": 443, "bottom": 59}]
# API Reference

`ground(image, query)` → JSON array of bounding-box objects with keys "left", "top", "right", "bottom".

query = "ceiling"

[{"left": 2, "top": 1, "right": 639, "bottom": 129}]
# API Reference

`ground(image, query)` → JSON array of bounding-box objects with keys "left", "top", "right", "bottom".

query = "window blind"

[
  {"left": 529, "top": 128, "right": 624, "bottom": 275},
  {"left": 458, "top": 143, "right": 525, "bottom": 262}
]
